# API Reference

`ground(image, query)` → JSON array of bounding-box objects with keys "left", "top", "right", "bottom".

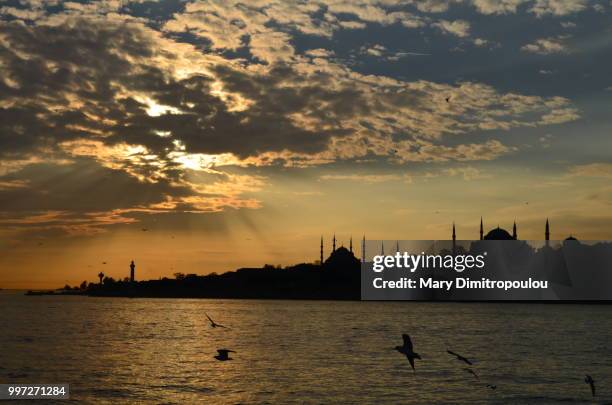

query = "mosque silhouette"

[
  {"left": 453, "top": 217, "right": 576, "bottom": 242},
  {"left": 78, "top": 217, "right": 612, "bottom": 301},
  {"left": 321, "top": 218, "right": 578, "bottom": 267}
]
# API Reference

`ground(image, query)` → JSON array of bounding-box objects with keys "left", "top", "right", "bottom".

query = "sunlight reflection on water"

[{"left": 1, "top": 291, "right": 610, "bottom": 404}]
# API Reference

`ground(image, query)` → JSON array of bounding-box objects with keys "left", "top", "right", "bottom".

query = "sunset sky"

[{"left": 1, "top": 0, "right": 611, "bottom": 288}]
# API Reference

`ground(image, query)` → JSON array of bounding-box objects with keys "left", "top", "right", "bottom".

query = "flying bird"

[
  {"left": 206, "top": 313, "right": 228, "bottom": 329},
  {"left": 214, "top": 349, "right": 235, "bottom": 361},
  {"left": 141, "top": 228, "right": 148, "bottom": 232},
  {"left": 102, "top": 262, "right": 107, "bottom": 265},
  {"left": 464, "top": 368, "right": 479, "bottom": 380},
  {"left": 447, "top": 350, "right": 473, "bottom": 365},
  {"left": 585, "top": 375, "right": 595, "bottom": 397},
  {"left": 486, "top": 384, "right": 497, "bottom": 390},
  {"left": 445, "top": 96, "right": 451, "bottom": 103},
  {"left": 394, "top": 334, "right": 421, "bottom": 371}
]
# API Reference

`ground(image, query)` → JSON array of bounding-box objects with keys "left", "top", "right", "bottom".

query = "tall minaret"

[
  {"left": 130, "top": 260, "right": 135, "bottom": 282},
  {"left": 512, "top": 221, "right": 517, "bottom": 240},
  {"left": 380, "top": 241, "right": 385, "bottom": 255},
  {"left": 349, "top": 236, "right": 353, "bottom": 253},
  {"left": 479, "top": 217, "right": 484, "bottom": 240},
  {"left": 361, "top": 235, "right": 366, "bottom": 263},
  {"left": 545, "top": 219, "right": 550, "bottom": 246},
  {"left": 396, "top": 240, "right": 400, "bottom": 253},
  {"left": 332, "top": 234, "right": 336, "bottom": 252},
  {"left": 320, "top": 236, "right": 324, "bottom": 264},
  {"left": 452, "top": 222, "right": 456, "bottom": 255}
]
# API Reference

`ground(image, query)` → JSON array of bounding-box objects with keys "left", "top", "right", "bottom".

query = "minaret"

[
  {"left": 452, "top": 222, "right": 456, "bottom": 255},
  {"left": 332, "top": 234, "right": 336, "bottom": 252},
  {"left": 479, "top": 217, "right": 483, "bottom": 240},
  {"left": 545, "top": 219, "right": 550, "bottom": 246},
  {"left": 349, "top": 236, "right": 353, "bottom": 253},
  {"left": 320, "top": 236, "right": 323, "bottom": 265},
  {"left": 512, "top": 221, "right": 517, "bottom": 240},
  {"left": 380, "top": 241, "right": 384, "bottom": 255},
  {"left": 130, "top": 260, "right": 135, "bottom": 282},
  {"left": 396, "top": 240, "right": 400, "bottom": 253},
  {"left": 361, "top": 235, "right": 366, "bottom": 263}
]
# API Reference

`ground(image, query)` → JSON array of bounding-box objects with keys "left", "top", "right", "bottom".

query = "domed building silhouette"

[
  {"left": 483, "top": 227, "right": 515, "bottom": 240},
  {"left": 319, "top": 235, "right": 361, "bottom": 271},
  {"left": 324, "top": 246, "right": 360, "bottom": 269},
  {"left": 452, "top": 217, "right": 568, "bottom": 241}
]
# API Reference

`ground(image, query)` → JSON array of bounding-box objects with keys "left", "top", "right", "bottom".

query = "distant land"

[{"left": 26, "top": 246, "right": 361, "bottom": 300}]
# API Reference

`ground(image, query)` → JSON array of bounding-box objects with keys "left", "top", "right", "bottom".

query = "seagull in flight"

[
  {"left": 206, "top": 313, "right": 228, "bottom": 329},
  {"left": 585, "top": 375, "right": 595, "bottom": 397},
  {"left": 394, "top": 334, "right": 421, "bottom": 371},
  {"left": 214, "top": 349, "right": 235, "bottom": 361},
  {"left": 447, "top": 350, "right": 473, "bottom": 365},
  {"left": 464, "top": 368, "right": 479, "bottom": 380}
]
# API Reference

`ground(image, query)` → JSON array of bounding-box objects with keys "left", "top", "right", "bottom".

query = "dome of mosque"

[{"left": 483, "top": 227, "right": 514, "bottom": 240}]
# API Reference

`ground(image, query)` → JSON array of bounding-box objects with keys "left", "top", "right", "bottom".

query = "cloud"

[
  {"left": 414, "top": 0, "right": 454, "bottom": 13},
  {"left": 470, "top": 0, "right": 529, "bottom": 14},
  {"left": 0, "top": 16, "right": 578, "bottom": 168},
  {"left": 568, "top": 163, "right": 612, "bottom": 178},
  {"left": 521, "top": 37, "right": 570, "bottom": 54},
  {"left": 360, "top": 44, "right": 387, "bottom": 57},
  {"left": 539, "top": 133, "right": 554, "bottom": 147},
  {"left": 0, "top": 179, "right": 29, "bottom": 190},
  {"left": 529, "top": 0, "right": 590, "bottom": 16},
  {"left": 0, "top": 6, "right": 44, "bottom": 20},
  {"left": 0, "top": 1, "right": 586, "bottom": 235},
  {"left": 319, "top": 173, "right": 411, "bottom": 183},
  {"left": 433, "top": 19, "right": 471, "bottom": 37},
  {"left": 337, "top": 20, "right": 367, "bottom": 29},
  {"left": 468, "top": 0, "right": 593, "bottom": 16},
  {"left": 359, "top": 44, "right": 430, "bottom": 60},
  {"left": 443, "top": 166, "right": 490, "bottom": 180},
  {"left": 424, "top": 166, "right": 490, "bottom": 180}
]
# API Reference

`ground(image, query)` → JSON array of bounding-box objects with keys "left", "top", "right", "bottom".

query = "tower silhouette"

[
  {"left": 545, "top": 219, "right": 550, "bottom": 246},
  {"left": 332, "top": 234, "right": 336, "bottom": 252},
  {"left": 479, "top": 217, "right": 483, "bottom": 240},
  {"left": 361, "top": 235, "right": 366, "bottom": 263},
  {"left": 130, "top": 260, "right": 135, "bottom": 282},
  {"left": 349, "top": 236, "right": 353, "bottom": 253},
  {"left": 380, "top": 241, "right": 384, "bottom": 255},
  {"left": 320, "top": 236, "right": 323, "bottom": 264},
  {"left": 452, "top": 222, "right": 456, "bottom": 255},
  {"left": 512, "top": 221, "right": 517, "bottom": 240}
]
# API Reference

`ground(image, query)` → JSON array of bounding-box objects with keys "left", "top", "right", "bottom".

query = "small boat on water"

[{"left": 25, "top": 290, "right": 56, "bottom": 296}]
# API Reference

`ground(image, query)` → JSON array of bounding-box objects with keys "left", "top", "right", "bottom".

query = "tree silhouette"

[{"left": 98, "top": 272, "right": 104, "bottom": 284}]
